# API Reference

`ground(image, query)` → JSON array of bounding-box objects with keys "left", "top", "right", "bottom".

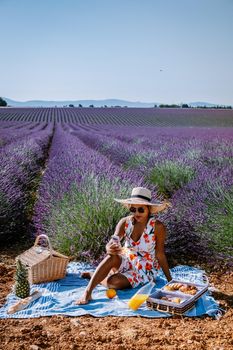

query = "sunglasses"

[{"left": 129, "top": 206, "right": 145, "bottom": 213}]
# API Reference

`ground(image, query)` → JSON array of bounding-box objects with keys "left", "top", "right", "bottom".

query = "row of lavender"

[
  {"left": 32, "top": 123, "right": 233, "bottom": 262},
  {"left": 67, "top": 124, "right": 233, "bottom": 258},
  {"left": 0, "top": 122, "right": 54, "bottom": 242},
  {"left": 0, "top": 121, "right": 49, "bottom": 148}
]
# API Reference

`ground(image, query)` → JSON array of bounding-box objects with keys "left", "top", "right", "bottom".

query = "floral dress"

[{"left": 118, "top": 215, "right": 160, "bottom": 288}]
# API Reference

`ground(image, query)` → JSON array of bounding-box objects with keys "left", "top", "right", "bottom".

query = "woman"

[{"left": 76, "top": 187, "right": 172, "bottom": 305}]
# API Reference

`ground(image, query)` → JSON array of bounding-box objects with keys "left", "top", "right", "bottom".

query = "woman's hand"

[{"left": 106, "top": 241, "right": 122, "bottom": 255}]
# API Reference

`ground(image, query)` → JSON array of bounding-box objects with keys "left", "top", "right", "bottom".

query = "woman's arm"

[
  {"left": 155, "top": 221, "right": 172, "bottom": 282},
  {"left": 106, "top": 217, "right": 126, "bottom": 255},
  {"left": 113, "top": 217, "right": 127, "bottom": 240}
]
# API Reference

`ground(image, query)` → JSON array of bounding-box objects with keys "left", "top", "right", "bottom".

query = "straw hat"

[{"left": 114, "top": 187, "right": 171, "bottom": 213}]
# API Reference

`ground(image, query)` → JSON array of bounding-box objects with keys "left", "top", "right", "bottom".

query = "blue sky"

[{"left": 1, "top": 0, "right": 233, "bottom": 104}]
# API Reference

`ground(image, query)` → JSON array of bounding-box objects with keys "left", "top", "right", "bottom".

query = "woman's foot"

[{"left": 75, "top": 290, "right": 92, "bottom": 305}]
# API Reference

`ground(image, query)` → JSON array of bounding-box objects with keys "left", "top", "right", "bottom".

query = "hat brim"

[{"left": 114, "top": 198, "right": 171, "bottom": 213}]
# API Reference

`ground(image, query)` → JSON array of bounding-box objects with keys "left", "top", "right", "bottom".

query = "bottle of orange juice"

[{"left": 128, "top": 280, "right": 155, "bottom": 311}]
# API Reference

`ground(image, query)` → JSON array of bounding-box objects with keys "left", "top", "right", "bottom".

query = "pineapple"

[{"left": 15, "top": 259, "right": 30, "bottom": 298}]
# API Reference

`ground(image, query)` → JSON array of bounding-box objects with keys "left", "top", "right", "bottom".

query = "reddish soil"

[{"left": 0, "top": 242, "right": 232, "bottom": 350}]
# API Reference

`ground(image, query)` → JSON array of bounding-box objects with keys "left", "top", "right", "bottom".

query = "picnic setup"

[{"left": 0, "top": 234, "right": 220, "bottom": 319}]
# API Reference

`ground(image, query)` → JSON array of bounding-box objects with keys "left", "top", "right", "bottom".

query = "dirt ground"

[{"left": 0, "top": 242, "right": 232, "bottom": 350}]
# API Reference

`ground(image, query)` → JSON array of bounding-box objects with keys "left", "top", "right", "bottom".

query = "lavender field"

[
  {"left": 1, "top": 107, "right": 233, "bottom": 126},
  {"left": 0, "top": 108, "right": 233, "bottom": 265}
]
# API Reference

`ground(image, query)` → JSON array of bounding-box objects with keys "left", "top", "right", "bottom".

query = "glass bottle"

[{"left": 128, "top": 280, "right": 155, "bottom": 311}]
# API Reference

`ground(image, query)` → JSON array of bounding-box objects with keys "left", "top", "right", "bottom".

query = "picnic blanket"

[{"left": 0, "top": 263, "right": 221, "bottom": 319}]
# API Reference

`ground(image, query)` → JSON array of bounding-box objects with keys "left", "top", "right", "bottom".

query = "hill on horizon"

[{"left": 2, "top": 97, "right": 224, "bottom": 108}]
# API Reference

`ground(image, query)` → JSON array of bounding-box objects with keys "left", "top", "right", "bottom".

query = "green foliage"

[
  {"left": 147, "top": 161, "right": 195, "bottom": 198},
  {"left": 123, "top": 153, "right": 154, "bottom": 170},
  {"left": 100, "top": 141, "right": 117, "bottom": 152},
  {"left": 0, "top": 97, "right": 7, "bottom": 107},
  {"left": 159, "top": 104, "right": 180, "bottom": 108},
  {"left": 47, "top": 175, "right": 130, "bottom": 260},
  {"left": 25, "top": 173, "right": 43, "bottom": 221},
  {"left": 186, "top": 149, "right": 202, "bottom": 160},
  {"left": 132, "top": 137, "right": 147, "bottom": 145},
  {"left": 201, "top": 186, "right": 233, "bottom": 254}
]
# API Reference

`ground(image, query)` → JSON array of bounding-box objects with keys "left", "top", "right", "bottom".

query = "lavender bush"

[
  {"left": 0, "top": 121, "right": 48, "bottom": 148},
  {"left": 196, "top": 183, "right": 233, "bottom": 255},
  {"left": 147, "top": 161, "right": 196, "bottom": 198},
  {"left": 48, "top": 176, "right": 130, "bottom": 260},
  {"left": 0, "top": 124, "right": 53, "bottom": 243}
]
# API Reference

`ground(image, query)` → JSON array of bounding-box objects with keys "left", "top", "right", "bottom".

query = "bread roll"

[{"left": 7, "top": 291, "right": 42, "bottom": 314}]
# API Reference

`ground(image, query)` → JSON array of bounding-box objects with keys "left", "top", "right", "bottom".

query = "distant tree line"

[
  {"left": 67, "top": 104, "right": 128, "bottom": 108},
  {"left": 0, "top": 97, "right": 7, "bottom": 107},
  {"left": 68, "top": 103, "right": 232, "bottom": 109},
  {"left": 157, "top": 104, "right": 181, "bottom": 108},
  {"left": 195, "top": 105, "right": 232, "bottom": 109},
  {"left": 155, "top": 103, "right": 232, "bottom": 109}
]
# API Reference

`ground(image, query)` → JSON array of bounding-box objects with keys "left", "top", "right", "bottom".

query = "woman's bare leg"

[
  {"left": 76, "top": 254, "right": 122, "bottom": 305},
  {"left": 107, "top": 273, "right": 131, "bottom": 289}
]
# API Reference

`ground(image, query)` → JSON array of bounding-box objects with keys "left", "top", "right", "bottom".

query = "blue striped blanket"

[{"left": 0, "top": 263, "right": 221, "bottom": 318}]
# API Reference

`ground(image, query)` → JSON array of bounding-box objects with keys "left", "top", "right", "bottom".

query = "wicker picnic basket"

[{"left": 16, "top": 234, "right": 69, "bottom": 284}]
